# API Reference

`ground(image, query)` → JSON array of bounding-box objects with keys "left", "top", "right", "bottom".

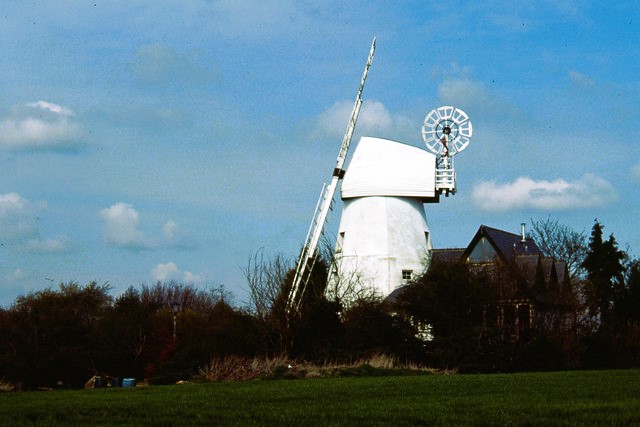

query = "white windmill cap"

[{"left": 341, "top": 136, "right": 437, "bottom": 201}]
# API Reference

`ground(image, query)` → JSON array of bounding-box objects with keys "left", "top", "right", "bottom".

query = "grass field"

[{"left": 2, "top": 370, "right": 639, "bottom": 426}]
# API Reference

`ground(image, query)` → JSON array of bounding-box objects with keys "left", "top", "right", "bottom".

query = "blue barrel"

[{"left": 122, "top": 378, "right": 136, "bottom": 388}]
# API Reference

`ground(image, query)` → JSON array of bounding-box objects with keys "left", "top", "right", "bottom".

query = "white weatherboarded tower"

[{"left": 330, "top": 106, "right": 472, "bottom": 298}]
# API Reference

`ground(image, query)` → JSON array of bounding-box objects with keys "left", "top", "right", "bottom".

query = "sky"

[{"left": 1, "top": 1, "right": 639, "bottom": 307}]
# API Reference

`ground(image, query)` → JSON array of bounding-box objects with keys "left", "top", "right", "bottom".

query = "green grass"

[{"left": 2, "top": 370, "right": 639, "bottom": 426}]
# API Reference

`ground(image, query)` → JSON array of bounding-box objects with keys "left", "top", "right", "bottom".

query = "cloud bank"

[
  {"left": 151, "top": 262, "right": 205, "bottom": 284},
  {"left": 0, "top": 101, "right": 83, "bottom": 150},
  {"left": 99, "top": 203, "right": 153, "bottom": 249},
  {"left": 26, "top": 236, "right": 71, "bottom": 253},
  {"left": 472, "top": 174, "right": 617, "bottom": 211},
  {"left": 130, "top": 44, "right": 216, "bottom": 89},
  {"left": 631, "top": 163, "right": 640, "bottom": 183},
  {"left": 99, "top": 202, "right": 192, "bottom": 249},
  {"left": 568, "top": 70, "right": 596, "bottom": 88},
  {"left": 0, "top": 192, "right": 70, "bottom": 254},
  {"left": 315, "top": 100, "right": 412, "bottom": 139},
  {"left": 0, "top": 192, "right": 42, "bottom": 240}
]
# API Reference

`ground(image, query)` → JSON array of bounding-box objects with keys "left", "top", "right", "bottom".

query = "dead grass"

[
  {"left": 196, "top": 355, "right": 294, "bottom": 382},
  {"left": 0, "top": 380, "right": 15, "bottom": 393},
  {"left": 195, "top": 354, "right": 447, "bottom": 383}
]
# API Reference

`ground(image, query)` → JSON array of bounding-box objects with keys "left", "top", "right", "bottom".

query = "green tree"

[
  {"left": 147, "top": 299, "right": 266, "bottom": 385},
  {"left": 619, "top": 259, "right": 640, "bottom": 322},
  {"left": 94, "top": 287, "right": 154, "bottom": 380},
  {"left": 397, "top": 260, "right": 497, "bottom": 369},
  {"left": 1, "top": 282, "right": 112, "bottom": 389},
  {"left": 342, "top": 297, "right": 418, "bottom": 360},
  {"left": 581, "top": 220, "right": 626, "bottom": 328}
]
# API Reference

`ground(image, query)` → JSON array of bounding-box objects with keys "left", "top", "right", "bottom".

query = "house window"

[
  {"left": 402, "top": 270, "right": 413, "bottom": 282},
  {"left": 469, "top": 237, "right": 497, "bottom": 263}
]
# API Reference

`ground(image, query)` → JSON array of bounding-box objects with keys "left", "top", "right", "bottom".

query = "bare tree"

[
  {"left": 139, "top": 282, "right": 227, "bottom": 313},
  {"left": 243, "top": 234, "right": 381, "bottom": 320},
  {"left": 243, "top": 249, "right": 294, "bottom": 320},
  {"left": 326, "top": 255, "right": 381, "bottom": 306},
  {"left": 530, "top": 216, "right": 588, "bottom": 280},
  {"left": 319, "top": 233, "right": 380, "bottom": 308}
]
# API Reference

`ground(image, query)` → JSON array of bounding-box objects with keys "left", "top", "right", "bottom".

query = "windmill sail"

[{"left": 286, "top": 37, "right": 376, "bottom": 316}]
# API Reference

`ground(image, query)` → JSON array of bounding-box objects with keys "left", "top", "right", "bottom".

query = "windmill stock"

[{"left": 286, "top": 37, "right": 376, "bottom": 317}]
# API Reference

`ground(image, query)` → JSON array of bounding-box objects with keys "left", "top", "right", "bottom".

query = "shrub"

[
  {"left": 0, "top": 380, "right": 14, "bottom": 393},
  {"left": 196, "top": 355, "right": 294, "bottom": 382},
  {"left": 195, "top": 354, "right": 437, "bottom": 383}
]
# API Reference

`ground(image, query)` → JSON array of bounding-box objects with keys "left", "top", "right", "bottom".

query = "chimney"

[{"left": 521, "top": 223, "right": 526, "bottom": 243}]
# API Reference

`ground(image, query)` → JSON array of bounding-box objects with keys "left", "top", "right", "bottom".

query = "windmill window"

[
  {"left": 336, "top": 232, "right": 345, "bottom": 253},
  {"left": 402, "top": 270, "right": 413, "bottom": 281}
]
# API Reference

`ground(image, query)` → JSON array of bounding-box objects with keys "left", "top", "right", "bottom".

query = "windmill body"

[
  {"left": 330, "top": 136, "right": 438, "bottom": 297},
  {"left": 330, "top": 104, "right": 472, "bottom": 299}
]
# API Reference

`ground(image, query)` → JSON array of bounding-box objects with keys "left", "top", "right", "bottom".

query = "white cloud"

[
  {"left": 0, "top": 101, "right": 83, "bottom": 150},
  {"left": 434, "top": 70, "right": 520, "bottom": 127},
  {"left": 0, "top": 192, "right": 70, "bottom": 253},
  {"left": 315, "top": 100, "right": 352, "bottom": 137},
  {"left": 6, "top": 268, "right": 27, "bottom": 282},
  {"left": 26, "top": 101, "right": 75, "bottom": 117},
  {"left": 631, "top": 163, "right": 640, "bottom": 183},
  {"left": 183, "top": 271, "right": 205, "bottom": 284},
  {"left": 439, "top": 77, "right": 490, "bottom": 108},
  {"left": 0, "top": 192, "right": 41, "bottom": 240},
  {"left": 161, "top": 219, "right": 194, "bottom": 247},
  {"left": 151, "top": 262, "right": 205, "bottom": 284},
  {"left": 99, "top": 202, "right": 153, "bottom": 249},
  {"left": 130, "top": 44, "right": 215, "bottom": 88},
  {"left": 151, "top": 261, "right": 181, "bottom": 282},
  {"left": 99, "top": 204, "right": 193, "bottom": 249},
  {"left": 568, "top": 70, "right": 595, "bottom": 88},
  {"left": 315, "top": 100, "right": 412, "bottom": 139},
  {"left": 208, "top": 0, "right": 315, "bottom": 40},
  {"left": 162, "top": 220, "right": 179, "bottom": 241},
  {"left": 472, "top": 174, "right": 617, "bottom": 211},
  {"left": 26, "top": 235, "right": 70, "bottom": 253},
  {"left": 358, "top": 101, "right": 394, "bottom": 134}
]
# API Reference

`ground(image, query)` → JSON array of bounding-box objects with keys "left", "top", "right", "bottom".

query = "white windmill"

[
  {"left": 285, "top": 38, "right": 473, "bottom": 315},
  {"left": 329, "top": 106, "right": 473, "bottom": 299}
]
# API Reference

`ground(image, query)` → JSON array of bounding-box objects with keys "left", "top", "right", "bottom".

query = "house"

[{"left": 391, "top": 224, "right": 575, "bottom": 342}]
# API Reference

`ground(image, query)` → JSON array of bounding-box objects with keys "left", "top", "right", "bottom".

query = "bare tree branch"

[{"left": 530, "top": 216, "right": 588, "bottom": 280}]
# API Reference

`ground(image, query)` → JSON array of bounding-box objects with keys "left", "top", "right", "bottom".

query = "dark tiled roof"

[
  {"left": 465, "top": 225, "right": 542, "bottom": 262},
  {"left": 384, "top": 284, "right": 408, "bottom": 305},
  {"left": 515, "top": 255, "right": 565, "bottom": 285},
  {"left": 431, "top": 248, "right": 465, "bottom": 264}
]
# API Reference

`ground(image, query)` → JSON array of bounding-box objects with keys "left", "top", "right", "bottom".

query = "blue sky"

[{"left": 1, "top": 1, "right": 639, "bottom": 307}]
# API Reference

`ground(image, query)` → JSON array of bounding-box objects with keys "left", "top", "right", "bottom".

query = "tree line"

[{"left": 0, "top": 219, "right": 638, "bottom": 389}]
